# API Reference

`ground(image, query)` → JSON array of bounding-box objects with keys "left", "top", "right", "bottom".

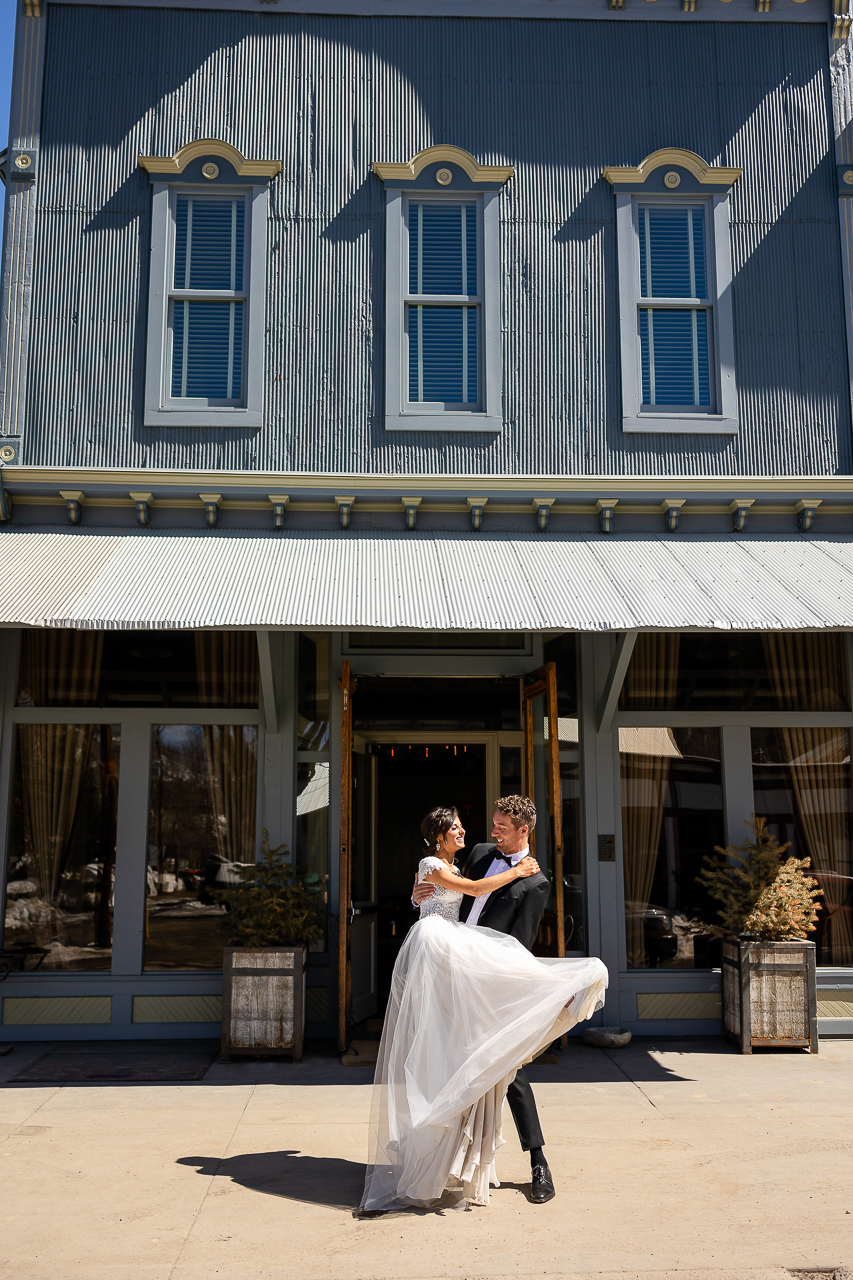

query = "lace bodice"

[{"left": 417, "top": 856, "right": 463, "bottom": 923}]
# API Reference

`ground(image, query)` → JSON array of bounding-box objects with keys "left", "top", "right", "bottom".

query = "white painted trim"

[
  {"left": 47, "top": 0, "right": 829, "bottom": 19},
  {"left": 615, "top": 191, "right": 739, "bottom": 437},
  {"left": 596, "top": 630, "right": 637, "bottom": 734},
  {"left": 384, "top": 414, "right": 501, "bottom": 433},
  {"left": 144, "top": 183, "right": 267, "bottom": 428},
  {"left": 720, "top": 724, "right": 754, "bottom": 847},
  {"left": 111, "top": 720, "right": 152, "bottom": 976}
]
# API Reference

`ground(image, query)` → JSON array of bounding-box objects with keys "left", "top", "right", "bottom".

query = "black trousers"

[{"left": 506, "top": 1067, "right": 544, "bottom": 1152}]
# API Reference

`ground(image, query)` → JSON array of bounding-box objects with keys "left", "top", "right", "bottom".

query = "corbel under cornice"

[
  {"left": 373, "top": 145, "right": 514, "bottom": 185},
  {"left": 602, "top": 148, "right": 742, "bottom": 188},
  {"left": 138, "top": 138, "right": 281, "bottom": 178}
]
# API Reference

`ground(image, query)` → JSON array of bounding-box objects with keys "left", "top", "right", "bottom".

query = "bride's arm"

[{"left": 423, "top": 857, "right": 539, "bottom": 897}]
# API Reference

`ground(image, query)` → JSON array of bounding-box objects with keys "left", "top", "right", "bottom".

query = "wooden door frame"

[
  {"left": 523, "top": 662, "right": 566, "bottom": 958},
  {"left": 337, "top": 660, "right": 356, "bottom": 1052}
]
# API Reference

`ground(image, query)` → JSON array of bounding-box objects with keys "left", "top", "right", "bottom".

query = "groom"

[{"left": 412, "top": 794, "right": 556, "bottom": 1205}]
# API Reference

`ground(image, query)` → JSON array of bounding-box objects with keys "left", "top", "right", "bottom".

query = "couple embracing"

[{"left": 360, "top": 795, "right": 608, "bottom": 1214}]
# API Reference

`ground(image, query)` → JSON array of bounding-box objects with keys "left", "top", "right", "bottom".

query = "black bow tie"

[{"left": 494, "top": 852, "right": 515, "bottom": 866}]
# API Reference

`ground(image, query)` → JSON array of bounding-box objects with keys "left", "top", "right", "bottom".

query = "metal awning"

[{"left": 2, "top": 528, "right": 853, "bottom": 631}]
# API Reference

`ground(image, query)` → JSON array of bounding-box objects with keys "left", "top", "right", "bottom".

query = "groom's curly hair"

[{"left": 494, "top": 795, "right": 537, "bottom": 831}]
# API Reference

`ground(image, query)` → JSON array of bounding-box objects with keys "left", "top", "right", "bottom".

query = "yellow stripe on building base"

[{"left": 1, "top": 996, "right": 111, "bottom": 1025}]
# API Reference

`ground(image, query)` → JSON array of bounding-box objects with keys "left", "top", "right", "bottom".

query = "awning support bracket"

[{"left": 596, "top": 630, "right": 638, "bottom": 735}]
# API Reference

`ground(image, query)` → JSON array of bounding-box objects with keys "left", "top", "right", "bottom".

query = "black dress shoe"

[{"left": 529, "top": 1163, "right": 555, "bottom": 1204}]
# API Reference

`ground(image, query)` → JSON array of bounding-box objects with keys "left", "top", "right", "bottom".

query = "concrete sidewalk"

[{"left": 0, "top": 1036, "right": 850, "bottom": 1280}]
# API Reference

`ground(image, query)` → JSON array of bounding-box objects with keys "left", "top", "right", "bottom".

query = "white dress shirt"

[{"left": 465, "top": 846, "right": 529, "bottom": 929}]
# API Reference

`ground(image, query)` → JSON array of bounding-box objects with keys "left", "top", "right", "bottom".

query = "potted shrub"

[
  {"left": 697, "top": 817, "right": 823, "bottom": 1055},
  {"left": 216, "top": 831, "right": 323, "bottom": 1063}
]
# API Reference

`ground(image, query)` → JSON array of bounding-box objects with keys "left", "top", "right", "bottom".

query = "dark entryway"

[{"left": 372, "top": 741, "right": 487, "bottom": 1009}]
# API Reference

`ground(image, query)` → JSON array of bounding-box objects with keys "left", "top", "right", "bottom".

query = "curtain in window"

[
  {"left": 619, "top": 635, "right": 681, "bottom": 966},
  {"left": 761, "top": 634, "right": 852, "bottom": 963},
  {"left": 18, "top": 629, "right": 104, "bottom": 706},
  {"left": 194, "top": 634, "right": 259, "bottom": 863},
  {"left": 17, "top": 633, "right": 104, "bottom": 905},
  {"left": 621, "top": 633, "right": 681, "bottom": 709}
]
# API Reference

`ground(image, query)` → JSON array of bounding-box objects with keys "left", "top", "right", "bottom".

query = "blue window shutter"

[
  {"left": 408, "top": 305, "right": 478, "bottom": 404},
  {"left": 638, "top": 204, "right": 711, "bottom": 409},
  {"left": 174, "top": 197, "right": 244, "bottom": 291},
  {"left": 172, "top": 302, "right": 244, "bottom": 400},
  {"left": 639, "top": 206, "right": 706, "bottom": 300},
  {"left": 408, "top": 203, "right": 477, "bottom": 295},
  {"left": 640, "top": 308, "right": 710, "bottom": 408},
  {"left": 171, "top": 195, "right": 246, "bottom": 401}
]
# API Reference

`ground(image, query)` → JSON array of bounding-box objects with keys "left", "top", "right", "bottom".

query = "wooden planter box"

[
  {"left": 221, "top": 945, "right": 307, "bottom": 1063},
  {"left": 722, "top": 938, "right": 818, "bottom": 1055}
]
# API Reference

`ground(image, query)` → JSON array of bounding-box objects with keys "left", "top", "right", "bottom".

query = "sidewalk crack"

[
  {"left": 601, "top": 1048, "right": 663, "bottom": 1113},
  {"left": 166, "top": 1084, "right": 256, "bottom": 1280}
]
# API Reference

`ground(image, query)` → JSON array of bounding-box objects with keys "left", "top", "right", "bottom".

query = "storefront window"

[
  {"left": 144, "top": 724, "right": 258, "bottom": 970},
  {"left": 4, "top": 724, "right": 120, "bottom": 970},
  {"left": 752, "top": 728, "right": 853, "bottom": 967},
  {"left": 296, "top": 761, "right": 330, "bottom": 936},
  {"left": 16, "top": 629, "right": 259, "bottom": 708},
  {"left": 620, "top": 727, "right": 724, "bottom": 968},
  {"left": 298, "top": 632, "right": 330, "bottom": 750},
  {"left": 619, "top": 633, "right": 847, "bottom": 713},
  {"left": 543, "top": 634, "right": 578, "bottom": 716}
]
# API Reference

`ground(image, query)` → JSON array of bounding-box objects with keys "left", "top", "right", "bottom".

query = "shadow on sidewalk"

[{"left": 178, "top": 1150, "right": 366, "bottom": 1212}]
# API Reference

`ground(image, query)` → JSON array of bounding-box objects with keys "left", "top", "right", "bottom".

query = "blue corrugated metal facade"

[{"left": 22, "top": 8, "right": 849, "bottom": 476}]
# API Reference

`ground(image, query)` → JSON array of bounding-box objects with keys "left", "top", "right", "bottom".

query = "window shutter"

[
  {"left": 639, "top": 205, "right": 711, "bottom": 409},
  {"left": 171, "top": 196, "right": 246, "bottom": 401},
  {"left": 407, "top": 202, "right": 479, "bottom": 405}
]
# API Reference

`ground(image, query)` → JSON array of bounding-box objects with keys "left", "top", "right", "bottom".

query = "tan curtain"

[
  {"left": 762, "top": 633, "right": 847, "bottom": 713},
  {"left": 18, "top": 631, "right": 103, "bottom": 902},
  {"left": 194, "top": 632, "right": 259, "bottom": 707},
  {"left": 761, "top": 634, "right": 852, "bottom": 964},
  {"left": 619, "top": 634, "right": 680, "bottom": 966},
  {"left": 621, "top": 633, "right": 681, "bottom": 710},
  {"left": 195, "top": 633, "right": 259, "bottom": 863},
  {"left": 621, "top": 753, "right": 671, "bottom": 967},
  {"left": 18, "top": 630, "right": 103, "bottom": 706}
]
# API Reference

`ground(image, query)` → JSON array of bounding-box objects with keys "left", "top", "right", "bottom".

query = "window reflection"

[
  {"left": 298, "top": 632, "right": 329, "bottom": 750},
  {"left": 16, "top": 629, "right": 259, "bottom": 708},
  {"left": 296, "top": 761, "right": 330, "bottom": 941},
  {"left": 620, "top": 727, "right": 723, "bottom": 969},
  {"left": 4, "top": 724, "right": 120, "bottom": 970},
  {"left": 752, "top": 727, "right": 853, "bottom": 966},
  {"left": 619, "top": 633, "right": 847, "bottom": 713},
  {"left": 145, "top": 724, "right": 257, "bottom": 970}
]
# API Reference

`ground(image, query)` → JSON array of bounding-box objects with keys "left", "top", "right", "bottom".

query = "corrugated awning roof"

[{"left": 2, "top": 528, "right": 853, "bottom": 631}]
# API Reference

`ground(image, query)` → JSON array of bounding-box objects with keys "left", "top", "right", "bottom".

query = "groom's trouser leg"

[{"left": 506, "top": 1068, "right": 544, "bottom": 1152}]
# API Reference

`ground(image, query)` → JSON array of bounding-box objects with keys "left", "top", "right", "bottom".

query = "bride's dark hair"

[{"left": 420, "top": 806, "right": 459, "bottom": 852}]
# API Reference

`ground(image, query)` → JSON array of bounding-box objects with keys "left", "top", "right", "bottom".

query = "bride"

[{"left": 360, "top": 805, "right": 608, "bottom": 1213}]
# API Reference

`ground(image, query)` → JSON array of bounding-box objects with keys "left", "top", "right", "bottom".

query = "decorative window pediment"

[
  {"left": 603, "top": 148, "right": 741, "bottom": 195},
  {"left": 139, "top": 139, "right": 281, "bottom": 185},
  {"left": 607, "top": 149, "right": 740, "bottom": 435},
  {"left": 373, "top": 145, "right": 513, "bottom": 193}
]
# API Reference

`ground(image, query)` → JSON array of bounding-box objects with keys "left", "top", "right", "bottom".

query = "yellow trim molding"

[
  {"left": 603, "top": 148, "right": 742, "bottom": 187},
  {"left": 138, "top": 138, "right": 281, "bottom": 178},
  {"left": 373, "top": 145, "right": 514, "bottom": 185}
]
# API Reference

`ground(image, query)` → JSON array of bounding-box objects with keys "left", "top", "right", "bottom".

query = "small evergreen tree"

[
  {"left": 744, "top": 857, "right": 822, "bottom": 940},
  {"left": 214, "top": 830, "right": 324, "bottom": 948},
  {"left": 697, "top": 815, "right": 822, "bottom": 940}
]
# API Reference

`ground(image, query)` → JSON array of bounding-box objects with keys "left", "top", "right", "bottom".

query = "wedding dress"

[{"left": 360, "top": 856, "right": 608, "bottom": 1213}]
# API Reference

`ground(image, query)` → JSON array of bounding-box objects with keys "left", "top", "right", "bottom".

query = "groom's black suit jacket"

[{"left": 458, "top": 843, "right": 550, "bottom": 952}]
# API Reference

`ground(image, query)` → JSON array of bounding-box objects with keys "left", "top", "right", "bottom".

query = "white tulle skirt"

[{"left": 360, "top": 916, "right": 608, "bottom": 1213}]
